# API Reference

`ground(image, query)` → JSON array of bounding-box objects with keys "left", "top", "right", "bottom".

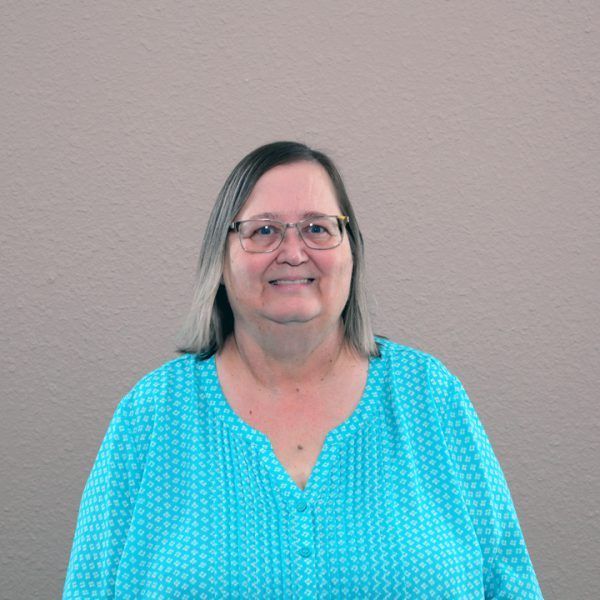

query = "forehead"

[{"left": 238, "top": 161, "right": 340, "bottom": 219}]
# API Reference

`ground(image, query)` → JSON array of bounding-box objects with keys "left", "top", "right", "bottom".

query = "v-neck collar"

[{"left": 197, "top": 346, "right": 383, "bottom": 502}]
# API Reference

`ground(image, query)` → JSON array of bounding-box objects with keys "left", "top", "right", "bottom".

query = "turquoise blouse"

[{"left": 63, "top": 338, "right": 543, "bottom": 598}]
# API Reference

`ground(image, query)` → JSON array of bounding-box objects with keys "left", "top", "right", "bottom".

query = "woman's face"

[{"left": 222, "top": 161, "right": 353, "bottom": 336}]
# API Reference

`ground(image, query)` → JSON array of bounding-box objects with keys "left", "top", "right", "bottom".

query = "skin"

[
  {"left": 221, "top": 161, "right": 355, "bottom": 378},
  {"left": 217, "top": 161, "right": 368, "bottom": 489}
]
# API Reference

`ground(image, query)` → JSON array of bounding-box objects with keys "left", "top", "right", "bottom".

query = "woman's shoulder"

[
  {"left": 374, "top": 337, "right": 471, "bottom": 422},
  {"left": 375, "top": 336, "right": 457, "bottom": 384},
  {"left": 129, "top": 353, "right": 197, "bottom": 390},
  {"left": 118, "top": 353, "right": 203, "bottom": 414}
]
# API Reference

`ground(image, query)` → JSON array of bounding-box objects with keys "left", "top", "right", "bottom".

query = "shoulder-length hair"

[{"left": 177, "top": 141, "right": 379, "bottom": 359}]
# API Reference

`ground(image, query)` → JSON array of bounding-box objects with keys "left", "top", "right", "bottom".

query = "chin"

[
  {"left": 261, "top": 299, "right": 321, "bottom": 322},
  {"left": 266, "top": 312, "right": 319, "bottom": 325},
  {"left": 262, "top": 302, "right": 326, "bottom": 324}
]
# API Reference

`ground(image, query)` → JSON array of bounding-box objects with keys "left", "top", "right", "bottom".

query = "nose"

[{"left": 275, "top": 225, "right": 308, "bottom": 265}]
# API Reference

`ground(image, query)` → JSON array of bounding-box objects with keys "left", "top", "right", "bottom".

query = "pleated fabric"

[{"left": 63, "top": 338, "right": 543, "bottom": 598}]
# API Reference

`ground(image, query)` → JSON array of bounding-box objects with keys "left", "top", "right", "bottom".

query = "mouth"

[{"left": 269, "top": 278, "right": 315, "bottom": 286}]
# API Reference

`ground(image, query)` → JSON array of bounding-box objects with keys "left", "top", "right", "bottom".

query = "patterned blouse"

[{"left": 63, "top": 338, "right": 543, "bottom": 598}]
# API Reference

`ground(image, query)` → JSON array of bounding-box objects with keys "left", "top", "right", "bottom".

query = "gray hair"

[{"left": 177, "top": 141, "right": 379, "bottom": 358}]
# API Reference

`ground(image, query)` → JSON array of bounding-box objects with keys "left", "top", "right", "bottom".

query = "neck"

[{"left": 224, "top": 321, "right": 353, "bottom": 390}]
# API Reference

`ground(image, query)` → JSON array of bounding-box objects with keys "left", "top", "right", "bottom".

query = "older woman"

[{"left": 63, "top": 142, "right": 543, "bottom": 598}]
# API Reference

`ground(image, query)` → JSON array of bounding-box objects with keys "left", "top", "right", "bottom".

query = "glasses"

[{"left": 229, "top": 215, "right": 350, "bottom": 253}]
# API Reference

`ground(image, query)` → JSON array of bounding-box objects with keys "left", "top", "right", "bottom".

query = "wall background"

[{"left": 2, "top": 2, "right": 598, "bottom": 598}]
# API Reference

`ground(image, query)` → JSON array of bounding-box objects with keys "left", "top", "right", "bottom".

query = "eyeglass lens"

[{"left": 238, "top": 216, "right": 343, "bottom": 252}]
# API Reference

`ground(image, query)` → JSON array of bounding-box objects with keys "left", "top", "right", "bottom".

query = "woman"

[{"left": 63, "top": 142, "right": 543, "bottom": 598}]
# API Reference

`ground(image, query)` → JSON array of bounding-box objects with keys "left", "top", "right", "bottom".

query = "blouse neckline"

[{"left": 195, "top": 342, "right": 385, "bottom": 498}]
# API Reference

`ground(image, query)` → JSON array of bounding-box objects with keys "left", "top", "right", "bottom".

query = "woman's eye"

[
  {"left": 251, "top": 224, "right": 280, "bottom": 237},
  {"left": 257, "top": 226, "right": 273, "bottom": 235},
  {"left": 305, "top": 223, "right": 330, "bottom": 235}
]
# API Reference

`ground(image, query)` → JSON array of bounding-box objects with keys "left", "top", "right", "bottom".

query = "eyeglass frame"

[{"left": 228, "top": 215, "right": 350, "bottom": 253}]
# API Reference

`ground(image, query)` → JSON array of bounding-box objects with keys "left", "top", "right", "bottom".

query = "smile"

[{"left": 269, "top": 278, "right": 315, "bottom": 286}]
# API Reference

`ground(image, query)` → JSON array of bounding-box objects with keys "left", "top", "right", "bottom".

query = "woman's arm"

[
  {"left": 62, "top": 390, "right": 148, "bottom": 599},
  {"left": 429, "top": 358, "right": 544, "bottom": 599}
]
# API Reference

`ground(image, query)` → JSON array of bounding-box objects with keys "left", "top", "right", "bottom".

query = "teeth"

[{"left": 271, "top": 279, "right": 312, "bottom": 285}]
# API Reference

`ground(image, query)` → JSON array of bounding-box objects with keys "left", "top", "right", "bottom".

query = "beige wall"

[{"left": 2, "top": 2, "right": 599, "bottom": 597}]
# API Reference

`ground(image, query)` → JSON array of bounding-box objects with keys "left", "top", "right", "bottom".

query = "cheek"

[
  {"left": 337, "top": 245, "right": 354, "bottom": 282},
  {"left": 323, "top": 253, "right": 353, "bottom": 294},
  {"left": 224, "top": 253, "right": 268, "bottom": 296},
  {"left": 340, "top": 263, "right": 353, "bottom": 297}
]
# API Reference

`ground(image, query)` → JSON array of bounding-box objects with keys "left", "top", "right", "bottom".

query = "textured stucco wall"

[{"left": 2, "top": 2, "right": 599, "bottom": 598}]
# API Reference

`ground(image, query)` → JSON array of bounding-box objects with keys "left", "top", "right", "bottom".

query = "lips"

[{"left": 269, "top": 278, "right": 315, "bottom": 285}]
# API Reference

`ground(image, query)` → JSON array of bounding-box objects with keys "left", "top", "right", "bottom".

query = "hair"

[{"left": 177, "top": 141, "right": 379, "bottom": 359}]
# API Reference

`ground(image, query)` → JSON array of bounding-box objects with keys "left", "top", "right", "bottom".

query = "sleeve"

[
  {"left": 428, "top": 358, "right": 544, "bottom": 599},
  {"left": 62, "top": 390, "right": 148, "bottom": 599}
]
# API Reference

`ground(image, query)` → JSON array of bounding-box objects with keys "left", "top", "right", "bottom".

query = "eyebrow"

[{"left": 243, "top": 211, "right": 330, "bottom": 220}]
